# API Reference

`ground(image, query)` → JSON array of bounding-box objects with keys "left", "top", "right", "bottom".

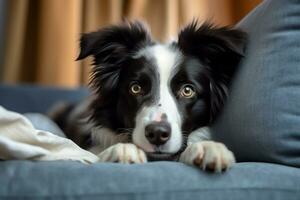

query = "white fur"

[
  {"left": 132, "top": 44, "right": 183, "bottom": 153},
  {"left": 187, "top": 126, "right": 212, "bottom": 145},
  {"left": 89, "top": 127, "right": 129, "bottom": 155},
  {"left": 180, "top": 127, "right": 235, "bottom": 172},
  {"left": 179, "top": 141, "right": 235, "bottom": 172}
]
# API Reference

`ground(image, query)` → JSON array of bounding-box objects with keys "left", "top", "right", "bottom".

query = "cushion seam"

[{"left": 1, "top": 187, "right": 299, "bottom": 198}]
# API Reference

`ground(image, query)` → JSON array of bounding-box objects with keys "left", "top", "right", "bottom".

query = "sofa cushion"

[
  {"left": 212, "top": 0, "right": 300, "bottom": 167},
  {"left": 24, "top": 113, "right": 66, "bottom": 137},
  {"left": 0, "top": 84, "right": 89, "bottom": 114},
  {"left": 0, "top": 161, "right": 299, "bottom": 200}
]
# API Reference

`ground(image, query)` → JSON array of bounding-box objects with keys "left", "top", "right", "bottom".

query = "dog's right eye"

[
  {"left": 129, "top": 83, "right": 142, "bottom": 95},
  {"left": 178, "top": 84, "right": 196, "bottom": 98}
]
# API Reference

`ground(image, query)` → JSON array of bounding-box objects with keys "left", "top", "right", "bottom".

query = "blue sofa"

[
  {"left": 0, "top": 84, "right": 299, "bottom": 200},
  {"left": 0, "top": 85, "right": 300, "bottom": 200},
  {"left": 1, "top": 0, "right": 300, "bottom": 199}
]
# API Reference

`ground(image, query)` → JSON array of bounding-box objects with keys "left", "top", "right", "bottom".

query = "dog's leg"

[
  {"left": 97, "top": 143, "right": 147, "bottom": 164},
  {"left": 179, "top": 127, "right": 235, "bottom": 172}
]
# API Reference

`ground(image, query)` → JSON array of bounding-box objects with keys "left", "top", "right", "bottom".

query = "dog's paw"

[
  {"left": 97, "top": 143, "right": 147, "bottom": 164},
  {"left": 179, "top": 141, "right": 235, "bottom": 172}
]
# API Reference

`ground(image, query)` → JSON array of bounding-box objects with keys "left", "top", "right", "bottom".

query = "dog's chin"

[
  {"left": 146, "top": 152, "right": 178, "bottom": 161},
  {"left": 146, "top": 150, "right": 182, "bottom": 161}
]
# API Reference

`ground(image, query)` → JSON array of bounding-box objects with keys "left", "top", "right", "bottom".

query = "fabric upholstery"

[
  {"left": 0, "top": 161, "right": 299, "bottom": 200},
  {"left": 24, "top": 113, "right": 65, "bottom": 137},
  {"left": 212, "top": 0, "right": 300, "bottom": 167},
  {"left": 0, "top": 84, "right": 88, "bottom": 114},
  {"left": 1, "top": 84, "right": 299, "bottom": 199}
]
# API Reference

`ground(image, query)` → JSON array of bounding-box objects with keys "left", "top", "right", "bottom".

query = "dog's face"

[{"left": 77, "top": 21, "right": 246, "bottom": 159}]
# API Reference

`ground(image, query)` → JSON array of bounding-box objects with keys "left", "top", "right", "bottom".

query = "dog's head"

[{"left": 77, "top": 21, "right": 246, "bottom": 159}]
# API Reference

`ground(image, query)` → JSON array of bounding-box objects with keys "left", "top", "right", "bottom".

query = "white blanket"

[{"left": 0, "top": 106, "right": 99, "bottom": 164}]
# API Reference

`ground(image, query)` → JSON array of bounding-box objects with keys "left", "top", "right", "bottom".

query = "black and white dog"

[{"left": 57, "top": 21, "right": 246, "bottom": 172}]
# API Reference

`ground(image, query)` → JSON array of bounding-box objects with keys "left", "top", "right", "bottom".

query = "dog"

[{"left": 52, "top": 21, "right": 246, "bottom": 172}]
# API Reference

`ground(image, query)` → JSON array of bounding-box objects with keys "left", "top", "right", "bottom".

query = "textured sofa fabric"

[
  {"left": 0, "top": 161, "right": 300, "bottom": 200},
  {"left": 212, "top": 0, "right": 300, "bottom": 167},
  {"left": 24, "top": 113, "right": 66, "bottom": 138},
  {"left": 0, "top": 84, "right": 89, "bottom": 114}
]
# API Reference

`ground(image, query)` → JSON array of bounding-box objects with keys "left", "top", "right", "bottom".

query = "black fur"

[
  {"left": 77, "top": 21, "right": 154, "bottom": 132},
  {"left": 177, "top": 21, "right": 247, "bottom": 122},
  {"left": 72, "top": 21, "right": 247, "bottom": 149}
]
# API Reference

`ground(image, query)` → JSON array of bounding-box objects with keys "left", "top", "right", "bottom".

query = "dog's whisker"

[{"left": 116, "top": 128, "right": 134, "bottom": 133}]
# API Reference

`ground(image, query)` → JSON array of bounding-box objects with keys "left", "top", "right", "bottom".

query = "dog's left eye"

[
  {"left": 129, "top": 83, "right": 142, "bottom": 95},
  {"left": 179, "top": 84, "right": 196, "bottom": 98}
]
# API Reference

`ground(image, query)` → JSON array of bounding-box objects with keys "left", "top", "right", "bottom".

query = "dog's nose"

[{"left": 145, "top": 122, "right": 171, "bottom": 145}]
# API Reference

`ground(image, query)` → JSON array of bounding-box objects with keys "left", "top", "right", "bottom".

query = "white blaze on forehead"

[
  {"left": 148, "top": 45, "right": 178, "bottom": 85},
  {"left": 132, "top": 44, "right": 183, "bottom": 153},
  {"left": 148, "top": 45, "right": 181, "bottom": 120}
]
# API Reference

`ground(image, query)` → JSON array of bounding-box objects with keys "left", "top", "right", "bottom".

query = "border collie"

[{"left": 55, "top": 21, "right": 246, "bottom": 172}]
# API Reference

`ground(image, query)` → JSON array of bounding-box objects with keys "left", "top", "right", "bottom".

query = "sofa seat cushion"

[{"left": 0, "top": 161, "right": 299, "bottom": 200}]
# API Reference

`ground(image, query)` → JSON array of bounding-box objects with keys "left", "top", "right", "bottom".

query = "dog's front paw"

[
  {"left": 179, "top": 141, "right": 235, "bottom": 172},
  {"left": 98, "top": 143, "right": 147, "bottom": 164}
]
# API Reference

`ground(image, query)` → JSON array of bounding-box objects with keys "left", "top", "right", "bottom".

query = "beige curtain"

[{"left": 2, "top": 0, "right": 261, "bottom": 88}]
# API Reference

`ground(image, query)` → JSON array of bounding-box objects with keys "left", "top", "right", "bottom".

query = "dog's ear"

[
  {"left": 178, "top": 21, "right": 247, "bottom": 122},
  {"left": 77, "top": 21, "right": 152, "bottom": 62},
  {"left": 76, "top": 21, "right": 152, "bottom": 93}
]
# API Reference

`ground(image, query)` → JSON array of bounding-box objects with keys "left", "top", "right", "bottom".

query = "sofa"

[{"left": 1, "top": 0, "right": 300, "bottom": 199}]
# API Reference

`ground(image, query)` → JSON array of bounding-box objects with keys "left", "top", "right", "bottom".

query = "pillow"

[
  {"left": 212, "top": 0, "right": 300, "bottom": 167},
  {"left": 24, "top": 113, "right": 66, "bottom": 138}
]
